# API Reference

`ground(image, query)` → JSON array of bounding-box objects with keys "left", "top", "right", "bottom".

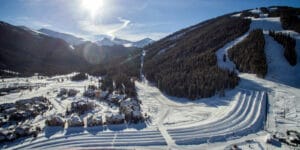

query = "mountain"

[
  {"left": 95, "top": 37, "right": 131, "bottom": 47},
  {"left": 38, "top": 28, "right": 86, "bottom": 45},
  {"left": 73, "top": 41, "right": 137, "bottom": 65},
  {"left": 143, "top": 6, "right": 300, "bottom": 99},
  {"left": 0, "top": 21, "right": 89, "bottom": 75},
  {"left": 1, "top": 6, "right": 299, "bottom": 99},
  {"left": 132, "top": 38, "right": 155, "bottom": 47},
  {"left": 95, "top": 37, "right": 154, "bottom": 48},
  {"left": 0, "top": 21, "right": 138, "bottom": 76},
  {"left": 38, "top": 28, "right": 154, "bottom": 48}
]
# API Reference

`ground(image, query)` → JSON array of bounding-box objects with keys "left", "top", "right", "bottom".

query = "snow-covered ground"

[{"left": 1, "top": 8, "right": 300, "bottom": 150}]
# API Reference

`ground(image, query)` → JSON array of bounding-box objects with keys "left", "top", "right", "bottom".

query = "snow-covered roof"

[{"left": 106, "top": 113, "right": 124, "bottom": 120}]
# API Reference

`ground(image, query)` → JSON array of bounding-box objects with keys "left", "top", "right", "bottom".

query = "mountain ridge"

[{"left": 38, "top": 28, "right": 154, "bottom": 48}]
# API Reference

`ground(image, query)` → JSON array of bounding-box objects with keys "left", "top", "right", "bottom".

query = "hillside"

[
  {"left": 1, "top": 5, "right": 300, "bottom": 150},
  {"left": 143, "top": 16, "right": 250, "bottom": 99},
  {"left": 38, "top": 28, "right": 86, "bottom": 45},
  {"left": 0, "top": 21, "right": 140, "bottom": 77},
  {"left": 143, "top": 6, "right": 300, "bottom": 99},
  {"left": 228, "top": 29, "right": 267, "bottom": 77},
  {"left": 0, "top": 21, "right": 89, "bottom": 75},
  {"left": 95, "top": 37, "right": 154, "bottom": 48}
]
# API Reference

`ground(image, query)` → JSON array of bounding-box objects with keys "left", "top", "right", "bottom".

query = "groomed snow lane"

[
  {"left": 168, "top": 90, "right": 266, "bottom": 145},
  {"left": 14, "top": 130, "right": 167, "bottom": 149}
]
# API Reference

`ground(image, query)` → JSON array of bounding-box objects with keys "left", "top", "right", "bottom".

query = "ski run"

[{"left": 1, "top": 8, "right": 300, "bottom": 150}]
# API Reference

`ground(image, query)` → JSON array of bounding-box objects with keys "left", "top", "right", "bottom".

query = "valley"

[{"left": 0, "top": 5, "right": 300, "bottom": 150}]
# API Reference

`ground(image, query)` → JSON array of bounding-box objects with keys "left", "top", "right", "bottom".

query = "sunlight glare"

[{"left": 81, "top": 0, "right": 103, "bottom": 18}]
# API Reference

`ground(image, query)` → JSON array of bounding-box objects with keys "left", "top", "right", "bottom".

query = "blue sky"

[{"left": 0, "top": 0, "right": 299, "bottom": 41}]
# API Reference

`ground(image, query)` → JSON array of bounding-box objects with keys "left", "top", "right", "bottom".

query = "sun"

[{"left": 81, "top": 0, "right": 104, "bottom": 18}]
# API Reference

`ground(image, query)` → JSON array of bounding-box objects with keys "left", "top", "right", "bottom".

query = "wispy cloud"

[
  {"left": 107, "top": 18, "right": 130, "bottom": 39},
  {"left": 78, "top": 17, "right": 131, "bottom": 40}
]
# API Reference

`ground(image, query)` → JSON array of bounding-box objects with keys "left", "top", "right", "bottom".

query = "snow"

[
  {"left": 19, "top": 26, "right": 44, "bottom": 36},
  {"left": 250, "top": 17, "right": 283, "bottom": 31},
  {"left": 216, "top": 17, "right": 283, "bottom": 72},
  {"left": 1, "top": 10, "right": 300, "bottom": 150},
  {"left": 224, "top": 140, "right": 264, "bottom": 150},
  {"left": 96, "top": 37, "right": 153, "bottom": 48},
  {"left": 216, "top": 33, "right": 248, "bottom": 72},
  {"left": 264, "top": 33, "right": 300, "bottom": 87},
  {"left": 231, "top": 13, "right": 241, "bottom": 17},
  {"left": 249, "top": 8, "right": 262, "bottom": 14},
  {"left": 269, "top": 7, "right": 278, "bottom": 11},
  {"left": 69, "top": 45, "right": 74, "bottom": 50},
  {"left": 140, "top": 50, "right": 146, "bottom": 82},
  {"left": 156, "top": 44, "right": 175, "bottom": 55},
  {"left": 1, "top": 69, "right": 20, "bottom": 75},
  {"left": 168, "top": 32, "right": 185, "bottom": 41},
  {"left": 38, "top": 28, "right": 86, "bottom": 45},
  {"left": 132, "top": 38, "right": 155, "bottom": 47},
  {"left": 123, "top": 43, "right": 132, "bottom": 47}
]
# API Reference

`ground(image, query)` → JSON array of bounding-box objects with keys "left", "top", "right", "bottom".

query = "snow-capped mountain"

[
  {"left": 95, "top": 37, "right": 154, "bottom": 48},
  {"left": 38, "top": 28, "right": 154, "bottom": 48},
  {"left": 1, "top": 6, "right": 300, "bottom": 150},
  {"left": 38, "top": 28, "right": 86, "bottom": 45},
  {"left": 95, "top": 37, "right": 131, "bottom": 47},
  {"left": 132, "top": 38, "right": 155, "bottom": 47}
]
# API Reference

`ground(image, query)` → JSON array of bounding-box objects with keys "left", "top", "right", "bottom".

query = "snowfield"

[{"left": 1, "top": 8, "right": 300, "bottom": 150}]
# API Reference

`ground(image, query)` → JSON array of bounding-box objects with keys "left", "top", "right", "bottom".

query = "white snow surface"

[
  {"left": 231, "top": 13, "right": 241, "bottom": 17},
  {"left": 1, "top": 12, "right": 300, "bottom": 150},
  {"left": 216, "top": 17, "right": 283, "bottom": 72},
  {"left": 249, "top": 8, "right": 262, "bottom": 14},
  {"left": 216, "top": 33, "right": 248, "bottom": 72}
]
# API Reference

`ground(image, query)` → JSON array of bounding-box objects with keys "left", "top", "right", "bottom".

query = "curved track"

[
  {"left": 11, "top": 89, "right": 266, "bottom": 149},
  {"left": 168, "top": 90, "right": 266, "bottom": 145}
]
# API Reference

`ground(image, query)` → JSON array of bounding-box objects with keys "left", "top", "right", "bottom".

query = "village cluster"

[
  {"left": 48, "top": 85, "right": 145, "bottom": 127},
  {"left": 0, "top": 96, "right": 49, "bottom": 142},
  {"left": 0, "top": 73, "right": 146, "bottom": 143}
]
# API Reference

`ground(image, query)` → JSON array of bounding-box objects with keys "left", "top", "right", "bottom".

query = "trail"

[{"left": 139, "top": 49, "right": 176, "bottom": 148}]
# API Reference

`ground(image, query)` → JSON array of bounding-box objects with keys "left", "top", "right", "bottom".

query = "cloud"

[
  {"left": 107, "top": 18, "right": 130, "bottom": 39},
  {"left": 78, "top": 17, "right": 131, "bottom": 40},
  {"left": 78, "top": 17, "right": 170, "bottom": 41}
]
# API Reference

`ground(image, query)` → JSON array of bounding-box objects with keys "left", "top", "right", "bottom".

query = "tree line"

[
  {"left": 228, "top": 29, "right": 267, "bottom": 78},
  {"left": 143, "top": 16, "right": 250, "bottom": 99},
  {"left": 264, "top": 6, "right": 300, "bottom": 33},
  {"left": 269, "top": 30, "right": 297, "bottom": 66}
]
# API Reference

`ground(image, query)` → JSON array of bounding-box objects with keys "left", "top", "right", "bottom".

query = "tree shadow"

[
  {"left": 127, "top": 122, "right": 147, "bottom": 130},
  {"left": 106, "top": 124, "right": 127, "bottom": 131},
  {"left": 85, "top": 126, "right": 104, "bottom": 135},
  {"left": 44, "top": 126, "right": 64, "bottom": 138},
  {"left": 65, "top": 126, "right": 84, "bottom": 136}
]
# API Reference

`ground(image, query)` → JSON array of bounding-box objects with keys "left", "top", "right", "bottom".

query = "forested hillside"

[
  {"left": 0, "top": 21, "right": 89, "bottom": 75},
  {"left": 269, "top": 31, "right": 297, "bottom": 66},
  {"left": 143, "top": 16, "right": 250, "bottom": 99},
  {"left": 0, "top": 21, "right": 140, "bottom": 97},
  {"left": 228, "top": 29, "right": 267, "bottom": 77}
]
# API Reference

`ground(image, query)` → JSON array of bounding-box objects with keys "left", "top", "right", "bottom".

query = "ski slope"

[
  {"left": 168, "top": 90, "right": 266, "bottom": 145},
  {"left": 2, "top": 8, "right": 300, "bottom": 150}
]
